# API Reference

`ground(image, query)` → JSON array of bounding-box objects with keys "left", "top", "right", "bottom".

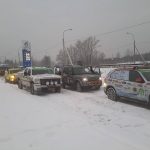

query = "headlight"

[
  {"left": 34, "top": 79, "right": 40, "bottom": 84},
  {"left": 99, "top": 77, "right": 102, "bottom": 80},
  {"left": 83, "top": 78, "right": 88, "bottom": 82},
  {"left": 46, "top": 81, "right": 50, "bottom": 86},
  {"left": 103, "top": 82, "right": 107, "bottom": 87},
  {"left": 10, "top": 75, "right": 15, "bottom": 79}
]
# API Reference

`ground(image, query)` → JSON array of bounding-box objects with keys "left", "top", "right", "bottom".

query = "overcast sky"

[{"left": 0, "top": 0, "right": 150, "bottom": 62}]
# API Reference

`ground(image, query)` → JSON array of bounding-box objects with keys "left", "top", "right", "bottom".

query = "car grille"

[
  {"left": 87, "top": 80, "right": 101, "bottom": 86},
  {"left": 40, "top": 79, "right": 60, "bottom": 85},
  {"left": 89, "top": 77, "right": 98, "bottom": 81}
]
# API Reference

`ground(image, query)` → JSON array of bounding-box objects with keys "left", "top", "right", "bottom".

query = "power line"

[
  {"left": 66, "top": 20, "right": 150, "bottom": 44},
  {"left": 34, "top": 20, "right": 150, "bottom": 54},
  {"left": 95, "top": 20, "right": 150, "bottom": 37}
]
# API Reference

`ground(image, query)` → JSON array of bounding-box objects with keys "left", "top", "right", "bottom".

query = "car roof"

[
  {"left": 26, "top": 67, "right": 50, "bottom": 69},
  {"left": 64, "top": 65, "right": 83, "bottom": 68},
  {"left": 114, "top": 66, "right": 150, "bottom": 72},
  {"left": 9, "top": 68, "right": 21, "bottom": 71}
]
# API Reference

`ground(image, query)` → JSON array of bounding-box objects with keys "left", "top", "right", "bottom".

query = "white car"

[
  {"left": 17, "top": 67, "right": 62, "bottom": 94},
  {"left": 104, "top": 66, "right": 150, "bottom": 107}
]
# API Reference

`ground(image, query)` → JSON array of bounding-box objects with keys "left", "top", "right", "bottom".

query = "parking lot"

[{"left": 0, "top": 77, "right": 150, "bottom": 150}]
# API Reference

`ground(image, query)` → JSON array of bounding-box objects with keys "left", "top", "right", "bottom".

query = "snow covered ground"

[{"left": 0, "top": 77, "right": 150, "bottom": 150}]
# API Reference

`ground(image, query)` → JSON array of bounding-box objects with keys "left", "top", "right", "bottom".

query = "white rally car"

[
  {"left": 104, "top": 66, "right": 150, "bottom": 107},
  {"left": 17, "top": 67, "right": 62, "bottom": 94}
]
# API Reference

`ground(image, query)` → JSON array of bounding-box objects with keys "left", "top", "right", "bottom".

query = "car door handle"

[{"left": 122, "top": 81, "right": 126, "bottom": 84}]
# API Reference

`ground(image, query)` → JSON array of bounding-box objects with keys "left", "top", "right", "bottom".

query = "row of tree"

[
  {"left": 0, "top": 55, "right": 53, "bottom": 68},
  {"left": 1, "top": 36, "right": 150, "bottom": 68},
  {"left": 56, "top": 36, "right": 150, "bottom": 66},
  {"left": 56, "top": 36, "right": 106, "bottom": 66}
]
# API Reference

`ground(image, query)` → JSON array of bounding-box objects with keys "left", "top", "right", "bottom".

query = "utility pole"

[
  {"left": 127, "top": 32, "right": 136, "bottom": 64},
  {"left": 127, "top": 32, "right": 146, "bottom": 64},
  {"left": 63, "top": 29, "right": 73, "bottom": 65},
  {"left": 133, "top": 39, "right": 135, "bottom": 64},
  {"left": 18, "top": 51, "right": 21, "bottom": 66}
]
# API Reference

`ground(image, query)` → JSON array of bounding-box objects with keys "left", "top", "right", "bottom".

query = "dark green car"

[{"left": 62, "top": 65, "right": 102, "bottom": 92}]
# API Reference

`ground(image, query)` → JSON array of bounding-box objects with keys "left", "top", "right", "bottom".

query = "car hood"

[
  {"left": 74, "top": 74, "right": 100, "bottom": 80},
  {"left": 32, "top": 74, "right": 61, "bottom": 80},
  {"left": 9, "top": 73, "right": 18, "bottom": 76}
]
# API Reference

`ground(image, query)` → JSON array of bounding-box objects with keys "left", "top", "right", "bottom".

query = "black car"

[{"left": 62, "top": 65, "right": 102, "bottom": 92}]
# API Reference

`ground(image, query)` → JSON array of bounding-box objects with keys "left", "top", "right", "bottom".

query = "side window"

[
  {"left": 110, "top": 70, "right": 120, "bottom": 79},
  {"left": 28, "top": 69, "right": 31, "bottom": 76},
  {"left": 24, "top": 69, "right": 28, "bottom": 76},
  {"left": 129, "top": 71, "right": 144, "bottom": 83},
  {"left": 110, "top": 70, "right": 129, "bottom": 80},
  {"left": 68, "top": 67, "right": 72, "bottom": 75},
  {"left": 63, "top": 67, "right": 69, "bottom": 74},
  {"left": 63, "top": 67, "right": 72, "bottom": 75},
  {"left": 120, "top": 70, "right": 129, "bottom": 80}
]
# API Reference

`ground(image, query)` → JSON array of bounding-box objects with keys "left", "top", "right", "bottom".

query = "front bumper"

[
  {"left": 82, "top": 80, "right": 102, "bottom": 87},
  {"left": 34, "top": 84, "right": 61, "bottom": 92},
  {"left": 9, "top": 78, "right": 17, "bottom": 83}
]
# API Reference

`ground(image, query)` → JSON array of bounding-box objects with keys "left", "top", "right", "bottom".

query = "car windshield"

[
  {"left": 32, "top": 68, "right": 54, "bottom": 75},
  {"left": 9, "top": 69, "right": 21, "bottom": 74},
  {"left": 140, "top": 70, "right": 150, "bottom": 81},
  {"left": 73, "top": 67, "right": 87, "bottom": 75}
]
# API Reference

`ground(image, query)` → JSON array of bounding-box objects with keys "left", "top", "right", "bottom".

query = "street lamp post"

[
  {"left": 63, "top": 29, "right": 73, "bottom": 65},
  {"left": 126, "top": 32, "right": 136, "bottom": 64}
]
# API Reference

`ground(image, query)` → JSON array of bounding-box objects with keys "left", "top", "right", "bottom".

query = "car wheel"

[
  {"left": 147, "top": 96, "right": 150, "bottom": 109},
  {"left": 55, "top": 87, "right": 61, "bottom": 93},
  {"left": 30, "top": 83, "right": 35, "bottom": 95},
  {"left": 76, "top": 82, "right": 82, "bottom": 92},
  {"left": 96, "top": 85, "right": 101, "bottom": 90},
  {"left": 106, "top": 87, "right": 118, "bottom": 101},
  {"left": 18, "top": 80, "right": 23, "bottom": 89}
]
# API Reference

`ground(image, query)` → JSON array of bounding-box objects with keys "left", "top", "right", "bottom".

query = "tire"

[
  {"left": 106, "top": 87, "right": 118, "bottom": 101},
  {"left": 96, "top": 85, "right": 101, "bottom": 90},
  {"left": 55, "top": 87, "right": 61, "bottom": 93},
  {"left": 30, "top": 83, "right": 35, "bottom": 95},
  {"left": 76, "top": 82, "right": 82, "bottom": 92},
  {"left": 18, "top": 80, "right": 23, "bottom": 89},
  {"left": 147, "top": 96, "right": 150, "bottom": 109}
]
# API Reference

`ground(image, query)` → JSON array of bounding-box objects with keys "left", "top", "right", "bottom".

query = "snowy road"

[{"left": 0, "top": 78, "right": 150, "bottom": 150}]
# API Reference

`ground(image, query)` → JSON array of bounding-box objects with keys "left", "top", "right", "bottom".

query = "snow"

[{"left": 0, "top": 77, "right": 150, "bottom": 150}]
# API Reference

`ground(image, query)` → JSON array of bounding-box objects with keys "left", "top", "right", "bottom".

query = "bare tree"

[
  {"left": 56, "top": 36, "right": 100, "bottom": 66},
  {"left": 116, "top": 52, "right": 121, "bottom": 59},
  {"left": 40, "top": 55, "right": 51, "bottom": 67}
]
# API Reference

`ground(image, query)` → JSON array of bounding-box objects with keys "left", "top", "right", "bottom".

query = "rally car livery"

[
  {"left": 104, "top": 66, "right": 150, "bottom": 106},
  {"left": 62, "top": 65, "right": 102, "bottom": 92},
  {"left": 5, "top": 68, "right": 22, "bottom": 83},
  {"left": 17, "top": 67, "right": 62, "bottom": 94}
]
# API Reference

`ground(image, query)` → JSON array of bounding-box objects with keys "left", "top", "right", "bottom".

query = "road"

[{"left": 0, "top": 78, "right": 150, "bottom": 150}]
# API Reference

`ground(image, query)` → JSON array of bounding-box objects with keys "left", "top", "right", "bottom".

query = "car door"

[
  {"left": 110, "top": 70, "right": 130, "bottom": 97},
  {"left": 67, "top": 67, "right": 74, "bottom": 86},
  {"left": 26, "top": 68, "right": 32, "bottom": 88},
  {"left": 128, "top": 70, "right": 147, "bottom": 101},
  {"left": 62, "top": 67, "right": 69, "bottom": 85},
  {"left": 21, "top": 68, "right": 29, "bottom": 87}
]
